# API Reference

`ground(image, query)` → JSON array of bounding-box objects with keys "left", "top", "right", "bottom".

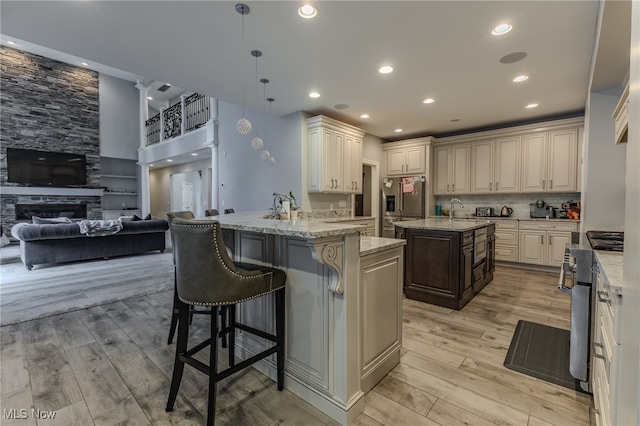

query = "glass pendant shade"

[
  {"left": 251, "top": 136, "right": 264, "bottom": 150},
  {"left": 268, "top": 157, "right": 276, "bottom": 165},
  {"left": 260, "top": 150, "right": 271, "bottom": 161},
  {"left": 236, "top": 117, "right": 252, "bottom": 135}
]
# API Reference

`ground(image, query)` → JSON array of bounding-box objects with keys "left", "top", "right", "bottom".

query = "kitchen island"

[
  {"left": 395, "top": 218, "right": 495, "bottom": 309},
  {"left": 206, "top": 212, "right": 405, "bottom": 425}
]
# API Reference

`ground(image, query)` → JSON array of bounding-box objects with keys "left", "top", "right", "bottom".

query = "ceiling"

[{"left": 0, "top": 1, "right": 629, "bottom": 141}]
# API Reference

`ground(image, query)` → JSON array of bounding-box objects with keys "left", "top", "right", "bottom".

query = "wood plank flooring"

[{"left": 0, "top": 263, "right": 594, "bottom": 425}]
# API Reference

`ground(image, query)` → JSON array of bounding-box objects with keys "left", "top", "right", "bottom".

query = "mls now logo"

[{"left": 4, "top": 409, "right": 57, "bottom": 420}]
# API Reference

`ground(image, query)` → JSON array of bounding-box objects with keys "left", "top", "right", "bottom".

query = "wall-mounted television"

[{"left": 6, "top": 148, "right": 87, "bottom": 187}]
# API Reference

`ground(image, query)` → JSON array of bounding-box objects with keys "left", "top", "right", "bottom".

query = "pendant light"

[
  {"left": 266, "top": 97, "right": 276, "bottom": 165},
  {"left": 235, "top": 3, "right": 252, "bottom": 135},
  {"left": 250, "top": 56, "right": 265, "bottom": 151}
]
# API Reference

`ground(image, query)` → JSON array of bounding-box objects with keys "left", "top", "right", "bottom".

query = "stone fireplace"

[{"left": 15, "top": 203, "right": 89, "bottom": 220}]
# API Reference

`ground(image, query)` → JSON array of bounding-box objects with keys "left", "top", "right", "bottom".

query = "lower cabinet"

[
  {"left": 518, "top": 221, "right": 577, "bottom": 266},
  {"left": 494, "top": 220, "right": 519, "bottom": 262},
  {"left": 404, "top": 228, "right": 491, "bottom": 310}
]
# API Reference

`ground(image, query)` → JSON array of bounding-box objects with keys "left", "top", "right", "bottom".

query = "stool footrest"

[
  {"left": 234, "top": 323, "right": 277, "bottom": 343},
  {"left": 179, "top": 345, "right": 279, "bottom": 382}
]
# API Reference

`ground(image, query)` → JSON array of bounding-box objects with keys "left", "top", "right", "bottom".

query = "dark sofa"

[{"left": 12, "top": 219, "right": 169, "bottom": 269}]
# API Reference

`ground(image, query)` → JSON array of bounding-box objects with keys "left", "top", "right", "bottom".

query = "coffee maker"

[{"left": 530, "top": 200, "right": 554, "bottom": 218}]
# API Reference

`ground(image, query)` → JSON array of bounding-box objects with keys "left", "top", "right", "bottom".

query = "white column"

[
  {"left": 139, "top": 164, "right": 150, "bottom": 216},
  {"left": 135, "top": 79, "right": 149, "bottom": 149},
  {"left": 209, "top": 98, "right": 220, "bottom": 210}
]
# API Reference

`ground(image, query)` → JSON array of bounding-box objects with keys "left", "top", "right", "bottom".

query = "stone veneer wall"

[{"left": 0, "top": 46, "right": 101, "bottom": 233}]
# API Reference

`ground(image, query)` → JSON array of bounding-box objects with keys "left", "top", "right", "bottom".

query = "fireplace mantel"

[{"left": 0, "top": 186, "right": 103, "bottom": 197}]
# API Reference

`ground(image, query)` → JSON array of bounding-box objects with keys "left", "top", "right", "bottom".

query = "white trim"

[{"left": 362, "top": 159, "right": 380, "bottom": 236}]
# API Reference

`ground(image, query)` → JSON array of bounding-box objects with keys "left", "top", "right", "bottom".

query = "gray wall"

[
  {"left": 99, "top": 74, "right": 139, "bottom": 160},
  {"left": 216, "top": 101, "right": 303, "bottom": 214},
  {"left": 582, "top": 89, "right": 627, "bottom": 229}
]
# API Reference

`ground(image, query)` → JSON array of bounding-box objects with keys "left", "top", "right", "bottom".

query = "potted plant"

[{"left": 288, "top": 191, "right": 299, "bottom": 220}]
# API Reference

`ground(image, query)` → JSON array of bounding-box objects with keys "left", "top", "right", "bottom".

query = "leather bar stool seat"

[
  {"left": 205, "top": 209, "right": 219, "bottom": 216},
  {"left": 166, "top": 218, "right": 286, "bottom": 425}
]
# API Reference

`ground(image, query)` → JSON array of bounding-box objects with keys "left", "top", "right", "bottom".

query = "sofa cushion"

[
  {"left": 13, "top": 219, "right": 169, "bottom": 242},
  {"left": 32, "top": 216, "right": 72, "bottom": 224}
]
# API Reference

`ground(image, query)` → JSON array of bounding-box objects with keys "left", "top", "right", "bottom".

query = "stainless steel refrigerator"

[{"left": 381, "top": 176, "right": 426, "bottom": 237}]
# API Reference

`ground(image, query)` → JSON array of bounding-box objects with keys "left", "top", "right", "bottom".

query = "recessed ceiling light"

[
  {"left": 334, "top": 104, "right": 349, "bottom": 110},
  {"left": 167, "top": 159, "right": 173, "bottom": 162},
  {"left": 394, "top": 128, "right": 403, "bottom": 133},
  {"left": 298, "top": 4, "right": 317, "bottom": 19},
  {"left": 525, "top": 103, "right": 538, "bottom": 109},
  {"left": 360, "top": 114, "right": 370, "bottom": 119},
  {"left": 513, "top": 75, "right": 529, "bottom": 82},
  {"left": 147, "top": 96, "right": 153, "bottom": 100},
  {"left": 309, "top": 92, "right": 320, "bottom": 98},
  {"left": 191, "top": 153, "right": 198, "bottom": 156},
  {"left": 7, "top": 41, "right": 16, "bottom": 45},
  {"left": 492, "top": 23, "right": 512, "bottom": 35},
  {"left": 81, "top": 62, "right": 89, "bottom": 66},
  {"left": 423, "top": 98, "right": 435, "bottom": 104},
  {"left": 451, "top": 118, "right": 461, "bottom": 122},
  {"left": 379, "top": 66, "right": 393, "bottom": 74},
  {"left": 500, "top": 52, "right": 527, "bottom": 64}
]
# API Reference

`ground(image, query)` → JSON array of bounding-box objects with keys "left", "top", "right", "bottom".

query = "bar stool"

[
  {"left": 205, "top": 209, "right": 219, "bottom": 216},
  {"left": 166, "top": 218, "right": 286, "bottom": 425},
  {"left": 166, "top": 211, "right": 195, "bottom": 345}
]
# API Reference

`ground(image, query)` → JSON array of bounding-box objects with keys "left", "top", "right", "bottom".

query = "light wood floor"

[{"left": 0, "top": 264, "right": 594, "bottom": 425}]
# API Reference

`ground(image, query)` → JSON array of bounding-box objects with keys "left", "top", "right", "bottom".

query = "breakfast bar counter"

[{"left": 205, "top": 213, "right": 404, "bottom": 425}]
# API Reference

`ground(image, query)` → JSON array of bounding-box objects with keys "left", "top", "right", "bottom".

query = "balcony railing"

[{"left": 145, "top": 93, "right": 211, "bottom": 146}]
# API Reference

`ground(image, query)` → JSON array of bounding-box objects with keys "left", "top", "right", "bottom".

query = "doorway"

[
  {"left": 170, "top": 171, "right": 203, "bottom": 216},
  {"left": 353, "top": 160, "right": 380, "bottom": 236}
]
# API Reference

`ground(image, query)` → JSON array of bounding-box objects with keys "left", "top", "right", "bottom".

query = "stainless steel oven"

[{"left": 473, "top": 227, "right": 487, "bottom": 265}]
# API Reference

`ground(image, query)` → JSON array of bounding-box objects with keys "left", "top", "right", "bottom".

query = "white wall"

[
  {"left": 582, "top": 89, "right": 627, "bottom": 229},
  {"left": 216, "top": 100, "right": 303, "bottom": 214},
  {"left": 99, "top": 74, "right": 139, "bottom": 159}
]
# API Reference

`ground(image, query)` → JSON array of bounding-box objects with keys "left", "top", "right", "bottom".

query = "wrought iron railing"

[{"left": 145, "top": 94, "right": 211, "bottom": 146}]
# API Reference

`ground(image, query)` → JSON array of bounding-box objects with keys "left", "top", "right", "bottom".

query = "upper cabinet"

[
  {"left": 521, "top": 129, "right": 578, "bottom": 193},
  {"left": 435, "top": 117, "right": 582, "bottom": 195},
  {"left": 383, "top": 137, "right": 433, "bottom": 177},
  {"left": 434, "top": 143, "right": 470, "bottom": 195},
  {"left": 307, "top": 115, "right": 364, "bottom": 194},
  {"left": 612, "top": 82, "right": 629, "bottom": 144}
]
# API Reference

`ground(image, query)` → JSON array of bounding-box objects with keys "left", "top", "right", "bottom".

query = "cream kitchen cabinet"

[
  {"left": 433, "top": 143, "right": 470, "bottom": 195},
  {"left": 307, "top": 115, "right": 364, "bottom": 194},
  {"left": 518, "top": 221, "right": 577, "bottom": 266},
  {"left": 494, "top": 220, "right": 518, "bottom": 262},
  {"left": 470, "top": 137, "right": 520, "bottom": 194},
  {"left": 521, "top": 128, "right": 578, "bottom": 193},
  {"left": 384, "top": 142, "right": 428, "bottom": 176}
]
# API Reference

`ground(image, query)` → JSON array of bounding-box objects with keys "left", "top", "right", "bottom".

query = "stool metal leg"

[
  {"left": 166, "top": 299, "right": 190, "bottom": 411},
  {"left": 228, "top": 304, "right": 236, "bottom": 368},
  {"left": 208, "top": 306, "right": 219, "bottom": 426},
  {"left": 276, "top": 289, "right": 285, "bottom": 391},
  {"left": 167, "top": 269, "right": 179, "bottom": 345}
]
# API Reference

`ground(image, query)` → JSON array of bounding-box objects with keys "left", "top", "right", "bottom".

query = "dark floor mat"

[{"left": 504, "top": 320, "right": 585, "bottom": 392}]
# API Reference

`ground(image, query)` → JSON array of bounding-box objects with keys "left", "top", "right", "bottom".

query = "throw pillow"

[
  {"left": 131, "top": 215, "right": 142, "bottom": 221},
  {"left": 118, "top": 216, "right": 134, "bottom": 222},
  {"left": 144, "top": 213, "right": 152, "bottom": 220},
  {"left": 32, "top": 216, "right": 72, "bottom": 224}
]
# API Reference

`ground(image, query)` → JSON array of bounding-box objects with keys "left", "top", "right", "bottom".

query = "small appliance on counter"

[
  {"left": 500, "top": 206, "right": 513, "bottom": 217},
  {"left": 554, "top": 208, "right": 569, "bottom": 219},
  {"left": 476, "top": 207, "right": 495, "bottom": 217},
  {"left": 530, "top": 200, "right": 554, "bottom": 218}
]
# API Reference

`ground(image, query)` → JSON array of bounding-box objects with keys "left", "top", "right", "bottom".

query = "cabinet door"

[
  {"left": 386, "top": 148, "right": 406, "bottom": 176},
  {"left": 547, "top": 231, "right": 571, "bottom": 266},
  {"left": 352, "top": 136, "right": 363, "bottom": 193},
  {"left": 548, "top": 129, "right": 577, "bottom": 192},
  {"left": 495, "top": 136, "right": 520, "bottom": 193},
  {"left": 344, "top": 134, "right": 355, "bottom": 193},
  {"left": 471, "top": 140, "right": 494, "bottom": 193},
  {"left": 406, "top": 145, "right": 426, "bottom": 174},
  {"left": 433, "top": 146, "right": 450, "bottom": 195},
  {"left": 321, "top": 129, "right": 336, "bottom": 192},
  {"left": 307, "top": 128, "right": 323, "bottom": 192},
  {"left": 332, "top": 132, "right": 345, "bottom": 192},
  {"left": 519, "top": 230, "right": 546, "bottom": 265},
  {"left": 521, "top": 133, "right": 547, "bottom": 192},
  {"left": 451, "top": 143, "right": 470, "bottom": 194}
]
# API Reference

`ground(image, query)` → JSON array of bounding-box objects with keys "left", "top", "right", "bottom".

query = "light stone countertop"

[
  {"left": 204, "top": 211, "right": 365, "bottom": 239},
  {"left": 594, "top": 250, "right": 624, "bottom": 294},
  {"left": 360, "top": 236, "right": 406, "bottom": 256},
  {"left": 394, "top": 217, "right": 489, "bottom": 232},
  {"left": 429, "top": 215, "right": 580, "bottom": 223}
]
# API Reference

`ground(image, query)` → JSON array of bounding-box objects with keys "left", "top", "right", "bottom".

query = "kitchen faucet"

[{"left": 449, "top": 198, "right": 464, "bottom": 222}]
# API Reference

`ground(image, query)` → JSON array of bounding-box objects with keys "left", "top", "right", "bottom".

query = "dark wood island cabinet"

[{"left": 395, "top": 219, "right": 495, "bottom": 310}]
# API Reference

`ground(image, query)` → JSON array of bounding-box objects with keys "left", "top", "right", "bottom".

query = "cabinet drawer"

[
  {"left": 495, "top": 246, "right": 518, "bottom": 262},
  {"left": 495, "top": 229, "right": 518, "bottom": 245},
  {"left": 494, "top": 220, "right": 518, "bottom": 229},
  {"left": 519, "top": 221, "right": 578, "bottom": 232}
]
